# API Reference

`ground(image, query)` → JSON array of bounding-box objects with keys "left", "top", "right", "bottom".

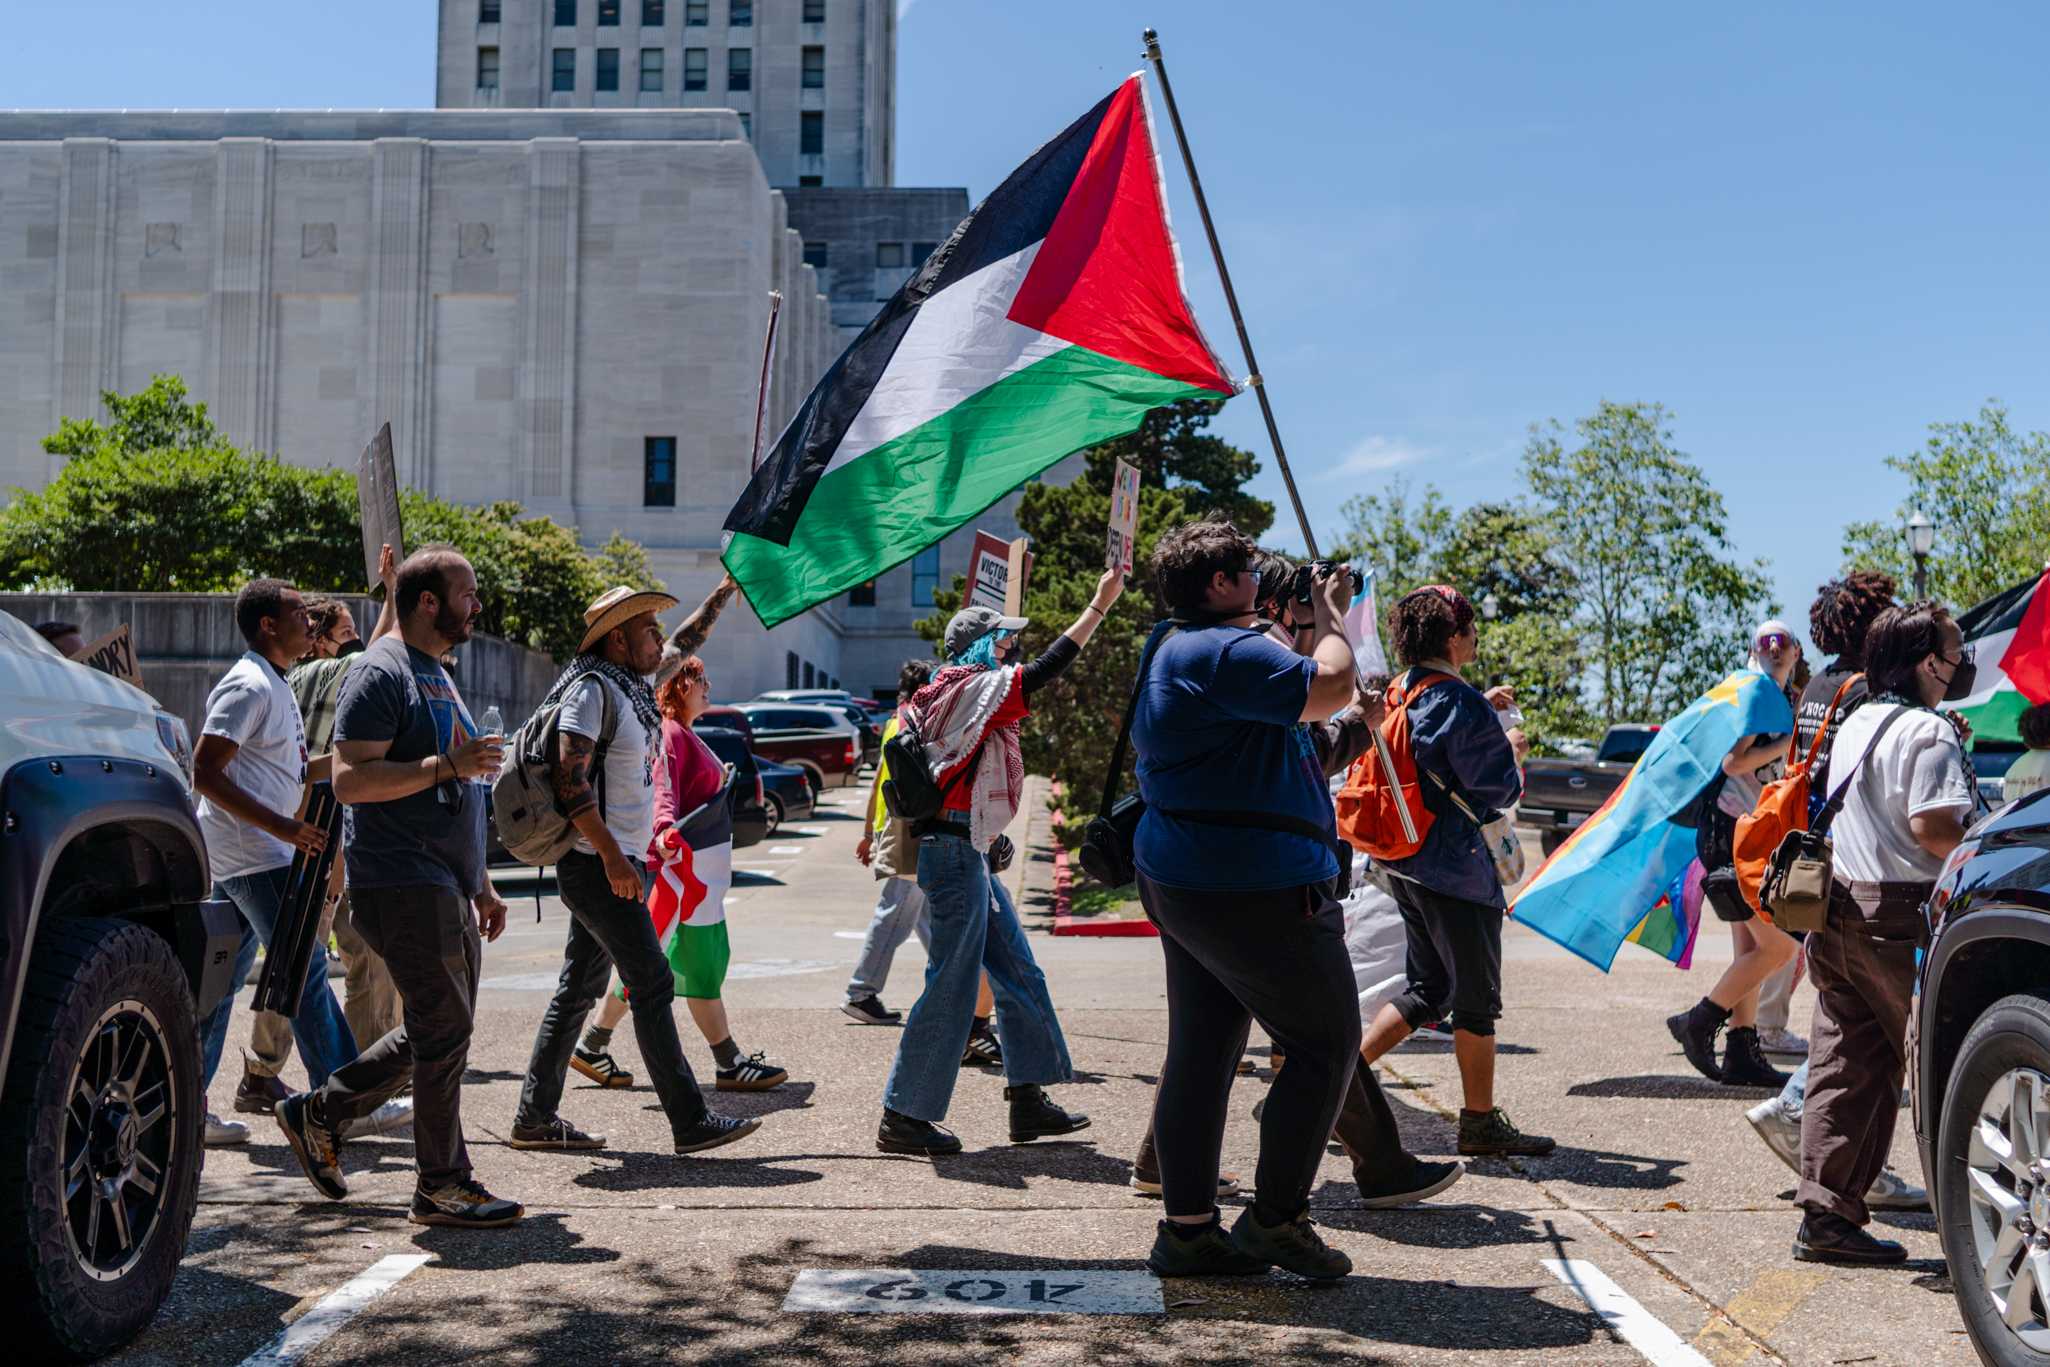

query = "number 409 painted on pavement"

[{"left": 864, "top": 1278, "right": 1085, "bottom": 1303}]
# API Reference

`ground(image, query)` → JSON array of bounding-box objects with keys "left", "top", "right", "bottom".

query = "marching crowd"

[{"left": 168, "top": 519, "right": 1995, "bottom": 1279}]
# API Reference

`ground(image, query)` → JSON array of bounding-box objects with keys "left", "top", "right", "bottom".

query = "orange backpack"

[
  {"left": 1335, "top": 671, "right": 1456, "bottom": 861},
  {"left": 1731, "top": 674, "right": 1862, "bottom": 916}
]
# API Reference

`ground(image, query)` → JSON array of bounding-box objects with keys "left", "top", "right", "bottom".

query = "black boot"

[
  {"left": 1792, "top": 1211, "right": 1907, "bottom": 1265},
  {"left": 1719, "top": 1026, "right": 1792, "bottom": 1088},
  {"left": 1665, "top": 997, "right": 1730, "bottom": 1081},
  {"left": 1007, "top": 1085, "right": 1091, "bottom": 1142},
  {"left": 877, "top": 1108, "right": 963, "bottom": 1155}
]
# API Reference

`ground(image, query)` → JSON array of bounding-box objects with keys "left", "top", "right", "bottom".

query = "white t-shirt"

[
  {"left": 2005, "top": 749, "right": 2050, "bottom": 806},
  {"left": 196, "top": 652, "right": 309, "bottom": 880},
  {"left": 1826, "top": 703, "right": 1973, "bottom": 884},
  {"left": 559, "top": 674, "right": 657, "bottom": 862}
]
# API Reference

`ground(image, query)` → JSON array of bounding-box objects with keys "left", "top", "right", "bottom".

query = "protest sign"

[
  {"left": 357, "top": 422, "right": 405, "bottom": 592},
  {"left": 78, "top": 624, "right": 142, "bottom": 688},
  {"left": 968, "top": 531, "right": 1034, "bottom": 616},
  {"left": 1105, "top": 458, "right": 1141, "bottom": 575}
]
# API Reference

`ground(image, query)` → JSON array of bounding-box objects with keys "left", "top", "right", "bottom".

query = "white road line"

[
  {"left": 791, "top": 826, "right": 829, "bottom": 834},
  {"left": 1540, "top": 1260, "right": 1711, "bottom": 1367},
  {"left": 768, "top": 845, "right": 804, "bottom": 854},
  {"left": 834, "top": 930, "right": 867, "bottom": 940},
  {"left": 238, "top": 1253, "right": 432, "bottom": 1366}
]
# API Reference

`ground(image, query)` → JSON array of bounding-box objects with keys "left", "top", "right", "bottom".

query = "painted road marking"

[
  {"left": 1541, "top": 1259, "right": 1712, "bottom": 1367},
  {"left": 769, "top": 845, "right": 804, "bottom": 854},
  {"left": 834, "top": 930, "right": 867, "bottom": 940},
  {"left": 238, "top": 1253, "right": 431, "bottom": 1366},
  {"left": 783, "top": 1268, "right": 1162, "bottom": 1316},
  {"left": 482, "top": 960, "right": 834, "bottom": 991},
  {"left": 1692, "top": 1267, "right": 1825, "bottom": 1364},
  {"left": 792, "top": 825, "right": 829, "bottom": 835}
]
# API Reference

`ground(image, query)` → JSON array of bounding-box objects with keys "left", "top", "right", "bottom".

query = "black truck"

[{"left": 1516, "top": 724, "right": 1659, "bottom": 854}]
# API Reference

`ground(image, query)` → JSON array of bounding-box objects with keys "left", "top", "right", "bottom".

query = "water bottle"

[{"left": 478, "top": 706, "right": 504, "bottom": 782}]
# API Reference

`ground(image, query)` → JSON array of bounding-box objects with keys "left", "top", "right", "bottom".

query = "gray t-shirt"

[
  {"left": 333, "top": 636, "right": 487, "bottom": 898},
  {"left": 559, "top": 674, "right": 657, "bottom": 860}
]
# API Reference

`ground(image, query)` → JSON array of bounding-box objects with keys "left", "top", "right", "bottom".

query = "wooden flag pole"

[{"left": 750, "top": 290, "right": 784, "bottom": 473}]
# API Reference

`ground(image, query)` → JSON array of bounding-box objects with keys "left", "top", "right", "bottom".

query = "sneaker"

[
  {"left": 1792, "top": 1211, "right": 1906, "bottom": 1266},
  {"left": 1131, "top": 1170, "right": 1243, "bottom": 1199},
  {"left": 508, "top": 1116, "right": 607, "bottom": 1151},
  {"left": 570, "top": 1047, "right": 634, "bottom": 1089},
  {"left": 1147, "top": 1218, "right": 1271, "bottom": 1277},
  {"left": 339, "top": 1096, "right": 415, "bottom": 1140},
  {"left": 1228, "top": 1205, "right": 1350, "bottom": 1281},
  {"left": 842, "top": 995, "right": 902, "bottom": 1026},
  {"left": 1757, "top": 1026, "right": 1809, "bottom": 1056},
  {"left": 1409, "top": 1020, "right": 1457, "bottom": 1043},
  {"left": 1458, "top": 1107, "right": 1557, "bottom": 1157},
  {"left": 1866, "top": 1167, "right": 1930, "bottom": 1212},
  {"left": 1719, "top": 1027, "right": 1791, "bottom": 1089},
  {"left": 1666, "top": 1002, "right": 1726, "bottom": 1082},
  {"left": 1355, "top": 1158, "right": 1465, "bottom": 1208},
  {"left": 233, "top": 1067, "right": 291, "bottom": 1116},
  {"left": 1007, "top": 1084, "right": 1090, "bottom": 1142},
  {"left": 674, "top": 1111, "right": 762, "bottom": 1155},
  {"left": 715, "top": 1051, "right": 790, "bottom": 1091},
  {"left": 205, "top": 1111, "right": 250, "bottom": 1147},
  {"left": 275, "top": 1093, "right": 347, "bottom": 1200},
  {"left": 878, "top": 1109, "right": 963, "bottom": 1156},
  {"left": 1745, "top": 1097, "right": 1801, "bottom": 1175},
  {"left": 961, "top": 1024, "right": 1003, "bottom": 1069},
  {"left": 410, "top": 1179, "right": 524, "bottom": 1229}
]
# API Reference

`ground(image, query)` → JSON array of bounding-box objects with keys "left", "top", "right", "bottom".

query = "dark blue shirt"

[
  {"left": 1382, "top": 668, "right": 1524, "bottom": 908},
  {"left": 1132, "top": 625, "right": 1339, "bottom": 892}
]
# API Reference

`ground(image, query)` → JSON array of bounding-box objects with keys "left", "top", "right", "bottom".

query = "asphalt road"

[{"left": 105, "top": 790, "right": 1972, "bottom": 1366}]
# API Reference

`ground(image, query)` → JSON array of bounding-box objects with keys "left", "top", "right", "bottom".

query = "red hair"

[{"left": 658, "top": 655, "right": 707, "bottom": 723}]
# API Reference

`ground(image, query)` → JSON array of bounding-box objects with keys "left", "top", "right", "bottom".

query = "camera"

[{"left": 1288, "top": 559, "right": 1360, "bottom": 605}]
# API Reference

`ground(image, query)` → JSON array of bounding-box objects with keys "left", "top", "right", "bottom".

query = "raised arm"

[
  {"left": 369, "top": 543, "right": 401, "bottom": 644},
  {"left": 653, "top": 574, "right": 741, "bottom": 689},
  {"left": 1299, "top": 565, "right": 1357, "bottom": 722}
]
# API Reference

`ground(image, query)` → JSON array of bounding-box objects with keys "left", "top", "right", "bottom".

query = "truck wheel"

[
  {"left": 0, "top": 917, "right": 203, "bottom": 1361},
  {"left": 765, "top": 792, "right": 785, "bottom": 834},
  {"left": 1937, "top": 992, "right": 2050, "bottom": 1367},
  {"left": 795, "top": 764, "right": 824, "bottom": 802}
]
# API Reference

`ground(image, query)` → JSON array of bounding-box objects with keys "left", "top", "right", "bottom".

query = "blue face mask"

[{"left": 956, "top": 630, "right": 1008, "bottom": 671}]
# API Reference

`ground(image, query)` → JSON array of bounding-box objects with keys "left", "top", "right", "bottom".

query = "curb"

[{"left": 1047, "top": 780, "right": 1158, "bottom": 939}]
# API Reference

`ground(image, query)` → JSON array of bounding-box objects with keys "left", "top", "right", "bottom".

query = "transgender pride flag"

[{"left": 1345, "top": 564, "right": 1388, "bottom": 678}]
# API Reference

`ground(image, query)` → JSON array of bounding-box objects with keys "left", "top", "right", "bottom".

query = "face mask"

[
  {"left": 335, "top": 637, "right": 367, "bottom": 657},
  {"left": 1942, "top": 655, "right": 1977, "bottom": 702}
]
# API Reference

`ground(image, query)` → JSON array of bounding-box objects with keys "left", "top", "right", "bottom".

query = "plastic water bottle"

[{"left": 478, "top": 706, "right": 504, "bottom": 782}]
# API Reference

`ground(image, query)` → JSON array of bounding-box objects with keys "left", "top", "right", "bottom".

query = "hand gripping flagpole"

[{"left": 1143, "top": 28, "right": 1417, "bottom": 845}]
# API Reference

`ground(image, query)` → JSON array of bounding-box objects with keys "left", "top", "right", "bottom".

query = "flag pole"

[
  {"left": 1142, "top": 27, "right": 1319, "bottom": 559},
  {"left": 750, "top": 290, "right": 784, "bottom": 473}
]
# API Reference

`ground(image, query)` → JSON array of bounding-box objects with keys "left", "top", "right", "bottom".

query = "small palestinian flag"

[
  {"left": 722, "top": 74, "right": 1235, "bottom": 627},
  {"left": 1955, "top": 570, "right": 2050, "bottom": 742},
  {"left": 647, "top": 786, "right": 734, "bottom": 999}
]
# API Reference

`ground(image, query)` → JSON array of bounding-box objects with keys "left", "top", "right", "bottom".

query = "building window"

[
  {"left": 803, "top": 0, "right": 826, "bottom": 20},
  {"left": 639, "top": 47, "right": 663, "bottom": 91},
  {"left": 686, "top": 0, "right": 707, "bottom": 23},
  {"left": 803, "top": 661, "right": 816, "bottom": 688},
  {"left": 595, "top": 48, "right": 620, "bottom": 90},
  {"left": 798, "top": 175, "right": 823, "bottom": 187},
  {"left": 738, "top": 112, "right": 750, "bottom": 137},
  {"left": 876, "top": 241, "right": 904, "bottom": 268},
  {"left": 554, "top": 0, "right": 576, "bottom": 25},
  {"left": 643, "top": 437, "right": 676, "bottom": 506},
  {"left": 731, "top": 0, "right": 753, "bottom": 26},
  {"left": 802, "top": 45, "right": 825, "bottom": 89},
  {"left": 800, "top": 110, "right": 823, "bottom": 155},
  {"left": 477, "top": 46, "right": 500, "bottom": 90},
  {"left": 642, "top": 0, "right": 664, "bottom": 22},
  {"left": 597, "top": 0, "right": 620, "bottom": 24},
  {"left": 480, "top": 0, "right": 502, "bottom": 21},
  {"left": 912, "top": 241, "right": 938, "bottom": 264},
  {"left": 727, "top": 47, "right": 751, "bottom": 91},
  {"left": 911, "top": 545, "right": 940, "bottom": 607},
  {"left": 552, "top": 48, "right": 576, "bottom": 91},
  {"left": 683, "top": 47, "right": 707, "bottom": 90},
  {"left": 802, "top": 242, "right": 828, "bottom": 269},
  {"left": 849, "top": 579, "right": 876, "bottom": 607}
]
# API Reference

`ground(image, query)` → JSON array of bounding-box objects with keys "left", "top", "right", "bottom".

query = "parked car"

[
  {"left": 691, "top": 726, "right": 772, "bottom": 849},
  {"left": 751, "top": 689, "right": 853, "bottom": 705},
  {"left": 0, "top": 612, "right": 242, "bottom": 1360},
  {"left": 1915, "top": 785, "right": 2050, "bottom": 1364},
  {"left": 733, "top": 703, "right": 863, "bottom": 793},
  {"left": 756, "top": 755, "right": 817, "bottom": 832},
  {"left": 697, "top": 705, "right": 756, "bottom": 741},
  {"left": 1517, "top": 724, "right": 1660, "bottom": 854}
]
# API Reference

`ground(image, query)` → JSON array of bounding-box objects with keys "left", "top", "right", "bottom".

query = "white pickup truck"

[{"left": 0, "top": 611, "right": 240, "bottom": 1361}]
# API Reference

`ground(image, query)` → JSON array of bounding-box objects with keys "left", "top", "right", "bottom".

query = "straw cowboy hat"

[{"left": 579, "top": 585, "right": 681, "bottom": 654}]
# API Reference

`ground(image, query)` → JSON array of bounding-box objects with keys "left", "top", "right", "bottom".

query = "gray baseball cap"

[{"left": 944, "top": 605, "right": 1029, "bottom": 658}]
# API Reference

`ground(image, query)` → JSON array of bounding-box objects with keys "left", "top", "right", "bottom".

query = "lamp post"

[{"left": 1906, "top": 510, "right": 1935, "bottom": 599}]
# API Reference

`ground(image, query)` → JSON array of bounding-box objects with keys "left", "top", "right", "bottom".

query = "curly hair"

[
  {"left": 1151, "top": 520, "right": 1256, "bottom": 616},
  {"left": 1388, "top": 586, "right": 1474, "bottom": 666},
  {"left": 1809, "top": 569, "right": 1898, "bottom": 662},
  {"left": 304, "top": 596, "right": 351, "bottom": 645},
  {"left": 897, "top": 657, "right": 935, "bottom": 699},
  {"left": 656, "top": 654, "right": 707, "bottom": 723},
  {"left": 1863, "top": 600, "right": 1953, "bottom": 698}
]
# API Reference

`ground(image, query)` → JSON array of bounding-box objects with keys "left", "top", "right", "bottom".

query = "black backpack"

[{"left": 881, "top": 716, "right": 983, "bottom": 822}]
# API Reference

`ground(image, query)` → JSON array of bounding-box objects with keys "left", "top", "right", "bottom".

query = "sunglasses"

[{"left": 1757, "top": 633, "right": 1791, "bottom": 652}]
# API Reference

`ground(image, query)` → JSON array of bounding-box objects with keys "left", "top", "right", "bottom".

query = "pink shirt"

[{"left": 650, "top": 718, "right": 725, "bottom": 862}]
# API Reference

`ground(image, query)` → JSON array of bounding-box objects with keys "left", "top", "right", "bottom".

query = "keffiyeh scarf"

[{"left": 908, "top": 663, "right": 1026, "bottom": 850}]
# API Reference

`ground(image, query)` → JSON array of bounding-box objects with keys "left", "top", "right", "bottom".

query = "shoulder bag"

[{"left": 1759, "top": 703, "right": 1911, "bottom": 932}]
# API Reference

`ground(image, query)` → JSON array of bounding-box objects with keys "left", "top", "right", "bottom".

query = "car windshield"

[{"left": 1597, "top": 729, "right": 1656, "bottom": 764}]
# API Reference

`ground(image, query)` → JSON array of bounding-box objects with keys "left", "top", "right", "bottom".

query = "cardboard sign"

[
  {"left": 356, "top": 422, "right": 405, "bottom": 592},
  {"left": 78, "top": 624, "right": 142, "bottom": 687},
  {"left": 1105, "top": 458, "right": 1141, "bottom": 575},
  {"left": 967, "top": 531, "right": 1034, "bottom": 616}
]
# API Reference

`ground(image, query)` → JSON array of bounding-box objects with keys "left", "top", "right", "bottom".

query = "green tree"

[
  {"left": 1839, "top": 400, "right": 2050, "bottom": 609},
  {"left": 1523, "top": 400, "right": 1775, "bottom": 727},
  {"left": 1330, "top": 476, "right": 1455, "bottom": 601},
  {"left": 1436, "top": 501, "right": 1593, "bottom": 745},
  {"left": 1, "top": 375, "right": 660, "bottom": 660}
]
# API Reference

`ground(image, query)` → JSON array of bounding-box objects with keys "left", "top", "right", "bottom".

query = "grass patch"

[{"left": 1069, "top": 882, "right": 1138, "bottom": 917}]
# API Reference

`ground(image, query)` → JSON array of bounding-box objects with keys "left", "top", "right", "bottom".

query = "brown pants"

[
  {"left": 1796, "top": 879, "right": 1928, "bottom": 1225},
  {"left": 247, "top": 889, "right": 402, "bottom": 1078}
]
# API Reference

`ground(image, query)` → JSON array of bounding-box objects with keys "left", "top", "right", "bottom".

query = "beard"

[{"left": 436, "top": 599, "right": 476, "bottom": 643}]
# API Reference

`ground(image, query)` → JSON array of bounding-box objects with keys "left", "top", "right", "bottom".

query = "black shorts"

[{"left": 1387, "top": 875, "right": 1505, "bottom": 1038}]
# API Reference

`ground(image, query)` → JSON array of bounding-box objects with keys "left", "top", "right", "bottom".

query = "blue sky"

[{"left": 16, "top": 1, "right": 2048, "bottom": 621}]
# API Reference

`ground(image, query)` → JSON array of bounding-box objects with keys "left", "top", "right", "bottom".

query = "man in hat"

[{"left": 508, "top": 581, "right": 762, "bottom": 1159}]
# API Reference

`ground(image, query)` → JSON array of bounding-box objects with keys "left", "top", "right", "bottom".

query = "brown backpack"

[{"left": 1731, "top": 674, "right": 1861, "bottom": 917}]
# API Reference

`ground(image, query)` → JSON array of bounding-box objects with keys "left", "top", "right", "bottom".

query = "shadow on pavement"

[
  {"left": 571, "top": 1153, "right": 828, "bottom": 1193},
  {"left": 926, "top": 1140, "right": 1132, "bottom": 1192},
  {"left": 411, "top": 1210, "right": 623, "bottom": 1270},
  {"left": 1568, "top": 1072, "right": 1780, "bottom": 1099},
  {"left": 1316, "top": 1199, "right": 1566, "bottom": 1249},
  {"left": 1514, "top": 1146, "right": 1687, "bottom": 1191},
  {"left": 641, "top": 1080, "right": 818, "bottom": 1119}
]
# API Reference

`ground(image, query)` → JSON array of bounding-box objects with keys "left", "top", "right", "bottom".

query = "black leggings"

[{"left": 1138, "top": 872, "right": 1362, "bottom": 1221}]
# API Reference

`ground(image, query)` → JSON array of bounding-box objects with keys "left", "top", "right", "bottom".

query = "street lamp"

[
  {"left": 1906, "top": 510, "right": 1936, "bottom": 599},
  {"left": 1480, "top": 591, "right": 1500, "bottom": 621}
]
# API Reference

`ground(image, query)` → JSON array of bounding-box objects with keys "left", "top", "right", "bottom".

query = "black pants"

[
  {"left": 1138, "top": 872, "right": 1362, "bottom": 1220},
  {"left": 1388, "top": 875, "right": 1504, "bottom": 1037},
  {"left": 312, "top": 884, "right": 479, "bottom": 1191},
  {"left": 515, "top": 851, "right": 708, "bottom": 1139}
]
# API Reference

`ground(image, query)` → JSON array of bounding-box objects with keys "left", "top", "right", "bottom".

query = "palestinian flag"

[
  {"left": 722, "top": 74, "right": 1235, "bottom": 627},
  {"left": 647, "top": 786, "right": 734, "bottom": 999},
  {"left": 1955, "top": 570, "right": 2050, "bottom": 742}
]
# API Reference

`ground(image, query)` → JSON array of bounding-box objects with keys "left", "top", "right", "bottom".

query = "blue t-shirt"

[{"left": 1131, "top": 625, "right": 1339, "bottom": 892}]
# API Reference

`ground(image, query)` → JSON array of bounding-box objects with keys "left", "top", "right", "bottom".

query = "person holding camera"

[
  {"left": 876, "top": 570, "right": 1124, "bottom": 1157},
  {"left": 1131, "top": 521, "right": 1365, "bottom": 1281}
]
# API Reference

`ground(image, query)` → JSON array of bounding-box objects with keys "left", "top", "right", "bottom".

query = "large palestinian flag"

[
  {"left": 1954, "top": 570, "right": 2050, "bottom": 742},
  {"left": 722, "top": 75, "right": 1235, "bottom": 627}
]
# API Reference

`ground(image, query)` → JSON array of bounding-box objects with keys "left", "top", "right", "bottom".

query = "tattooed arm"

[
  {"left": 557, "top": 728, "right": 642, "bottom": 898},
  {"left": 653, "top": 573, "right": 740, "bottom": 689}
]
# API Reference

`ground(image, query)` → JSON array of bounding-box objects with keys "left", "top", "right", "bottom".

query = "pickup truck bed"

[{"left": 1517, "top": 724, "right": 1658, "bottom": 854}]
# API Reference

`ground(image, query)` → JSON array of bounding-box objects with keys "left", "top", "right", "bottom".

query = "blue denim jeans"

[
  {"left": 884, "top": 832, "right": 1071, "bottom": 1122},
  {"left": 198, "top": 865, "right": 358, "bottom": 1091},
  {"left": 846, "top": 877, "right": 932, "bottom": 1003}
]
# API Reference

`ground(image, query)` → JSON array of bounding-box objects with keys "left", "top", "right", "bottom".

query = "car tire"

[
  {"left": 1937, "top": 991, "right": 2050, "bottom": 1367},
  {"left": 765, "top": 792, "right": 785, "bottom": 835},
  {"left": 0, "top": 916, "right": 203, "bottom": 1362},
  {"left": 796, "top": 764, "right": 824, "bottom": 802},
  {"left": 1539, "top": 831, "right": 1565, "bottom": 857}
]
